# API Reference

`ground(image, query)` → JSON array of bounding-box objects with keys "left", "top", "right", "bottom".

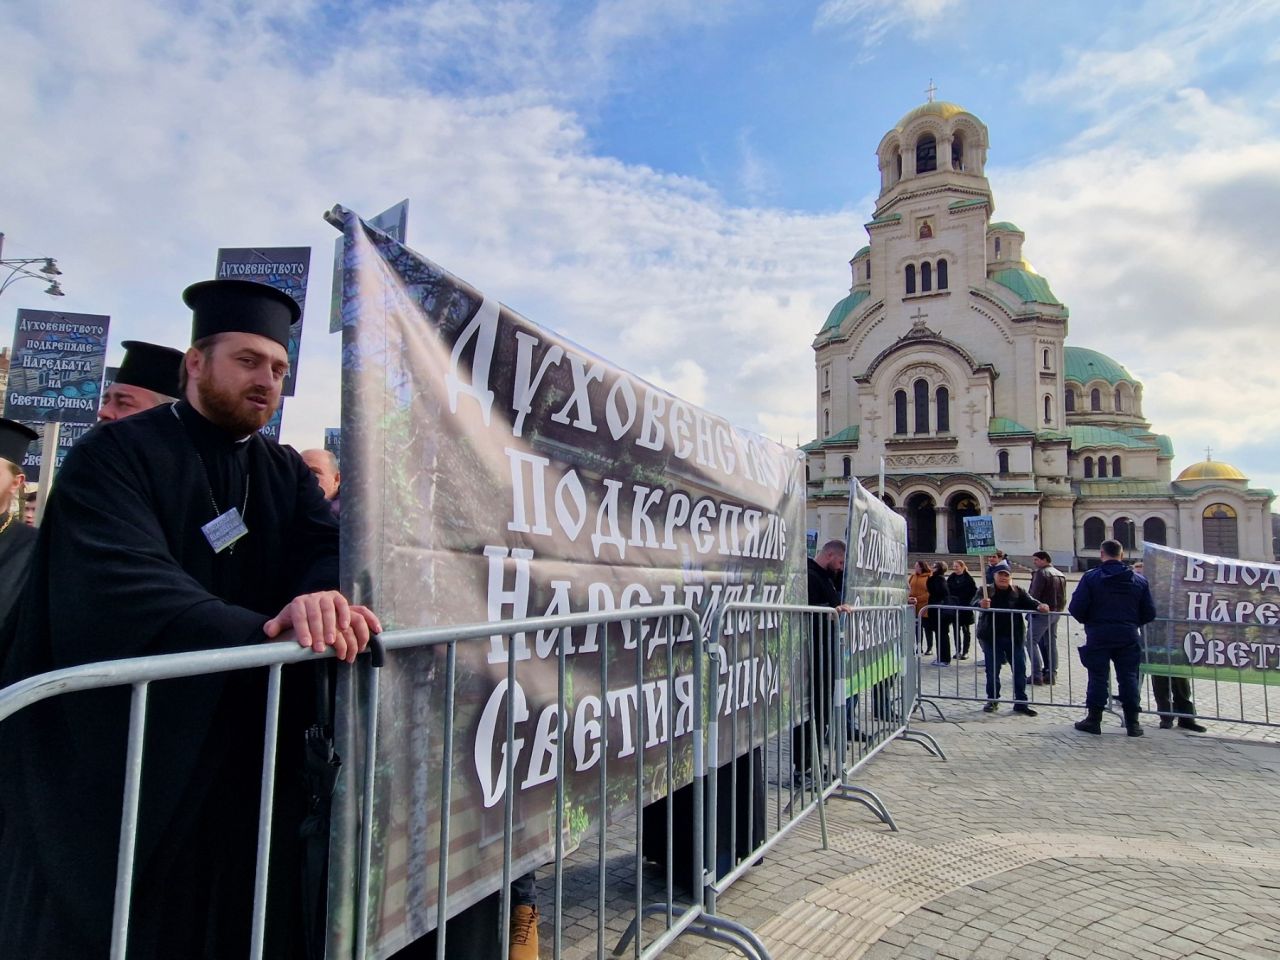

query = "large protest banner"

[
  {"left": 1143, "top": 543, "right": 1280, "bottom": 685},
  {"left": 326, "top": 206, "right": 805, "bottom": 957},
  {"left": 214, "top": 246, "right": 311, "bottom": 395}
]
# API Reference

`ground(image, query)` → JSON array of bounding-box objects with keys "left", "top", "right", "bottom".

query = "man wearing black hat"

[
  {"left": 97, "top": 339, "right": 184, "bottom": 422},
  {"left": 0, "top": 278, "right": 380, "bottom": 957},
  {"left": 0, "top": 419, "right": 39, "bottom": 621}
]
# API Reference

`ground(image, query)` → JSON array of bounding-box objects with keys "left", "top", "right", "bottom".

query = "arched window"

[
  {"left": 913, "top": 378, "right": 929, "bottom": 434},
  {"left": 998, "top": 450, "right": 1010, "bottom": 474},
  {"left": 905, "top": 264, "right": 916, "bottom": 295},
  {"left": 921, "top": 261, "right": 932, "bottom": 292},
  {"left": 1098, "top": 456, "right": 1108, "bottom": 478},
  {"left": 1112, "top": 455, "right": 1121, "bottom": 477},
  {"left": 1083, "top": 517, "right": 1105, "bottom": 550},
  {"left": 1090, "top": 388, "right": 1101, "bottom": 411},
  {"left": 866, "top": 258, "right": 871, "bottom": 280},
  {"left": 842, "top": 456, "right": 851, "bottom": 479},
  {"left": 1114, "top": 387, "right": 1122, "bottom": 412},
  {"left": 1065, "top": 389, "right": 1075, "bottom": 413},
  {"left": 1113, "top": 517, "right": 1136, "bottom": 551},
  {"left": 936, "top": 386, "right": 950, "bottom": 432},
  {"left": 805, "top": 463, "right": 810, "bottom": 483},
  {"left": 1143, "top": 517, "right": 1167, "bottom": 545},
  {"left": 1084, "top": 457, "right": 1094, "bottom": 478},
  {"left": 1043, "top": 349, "right": 1050, "bottom": 370},
  {"left": 937, "top": 258, "right": 948, "bottom": 290},
  {"left": 895, "top": 151, "right": 902, "bottom": 182},
  {"left": 951, "top": 135, "right": 964, "bottom": 171},
  {"left": 1202, "top": 503, "right": 1239, "bottom": 557},
  {"left": 1044, "top": 395, "right": 1053, "bottom": 424},
  {"left": 994, "top": 237, "right": 1001, "bottom": 259},
  {"left": 823, "top": 409, "right": 830, "bottom": 436},
  {"left": 894, "top": 390, "right": 907, "bottom": 435},
  {"left": 916, "top": 134, "right": 937, "bottom": 174}
]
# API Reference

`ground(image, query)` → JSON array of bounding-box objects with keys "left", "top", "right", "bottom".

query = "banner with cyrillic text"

[
  {"left": 841, "top": 478, "right": 908, "bottom": 695},
  {"left": 1143, "top": 543, "right": 1280, "bottom": 685},
  {"left": 327, "top": 205, "right": 805, "bottom": 958},
  {"left": 5, "top": 309, "right": 109, "bottom": 425},
  {"left": 214, "top": 246, "right": 310, "bottom": 396}
]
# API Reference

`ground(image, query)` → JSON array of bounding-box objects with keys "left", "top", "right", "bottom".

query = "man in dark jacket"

[
  {"left": 1068, "top": 539, "right": 1155, "bottom": 737},
  {"left": 793, "top": 540, "right": 852, "bottom": 781},
  {"left": 975, "top": 567, "right": 1048, "bottom": 715}
]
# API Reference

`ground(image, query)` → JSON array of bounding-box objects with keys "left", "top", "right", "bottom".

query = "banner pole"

[{"left": 35, "top": 422, "right": 61, "bottom": 525}]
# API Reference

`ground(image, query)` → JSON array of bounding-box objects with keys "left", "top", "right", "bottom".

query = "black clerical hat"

[
  {"left": 0, "top": 419, "right": 38, "bottom": 468},
  {"left": 115, "top": 340, "right": 184, "bottom": 399},
  {"left": 182, "top": 279, "right": 300, "bottom": 349}
]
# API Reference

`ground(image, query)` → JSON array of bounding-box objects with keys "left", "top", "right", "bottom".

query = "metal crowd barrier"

[
  {"left": 912, "top": 606, "right": 1280, "bottom": 734},
  {"left": 701, "top": 602, "right": 944, "bottom": 913},
  {"left": 0, "top": 602, "right": 948, "bottom": 960}
]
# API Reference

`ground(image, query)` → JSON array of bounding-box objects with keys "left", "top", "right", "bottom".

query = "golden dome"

[
  {"left": 895, "top": 101, "right": 970, "bottom": 129},
  {"left": 1176, "top": 460, "right": 1247, "bottom": 482}
]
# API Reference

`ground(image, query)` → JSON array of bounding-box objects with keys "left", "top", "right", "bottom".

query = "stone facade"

[{"left": 806, "top": 101, "right": 1274, "bottom": 566}]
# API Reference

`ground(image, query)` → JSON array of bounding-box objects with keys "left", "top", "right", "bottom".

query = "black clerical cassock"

[{"left": 0, "top": 398, "right": 339, "bottom": 957}]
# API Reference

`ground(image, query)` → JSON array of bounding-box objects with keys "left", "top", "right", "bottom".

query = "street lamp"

[{"left": 0, "top": 232, "right": 66, "bottom": 299}]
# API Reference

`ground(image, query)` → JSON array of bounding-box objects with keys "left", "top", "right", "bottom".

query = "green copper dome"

[
  {"left": 987, "top": 221, "right": 1023, "bottom": 234},
  {"left": 991, "top": 267, "right": 1062, "bottom": 306},
  {"left": 816, "top": 289, "right": 869, "bottom": 339},
  {"left": 1064, "top": 347, "right": 1138, "bottom": 386}
]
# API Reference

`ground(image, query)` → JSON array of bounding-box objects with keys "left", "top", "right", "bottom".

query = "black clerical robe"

[
  {"left": 0, "top": 401, "right": 338, "bottom": 957},
  {"left": 0, "top": 517, "right": 36, "bottom": 624}
]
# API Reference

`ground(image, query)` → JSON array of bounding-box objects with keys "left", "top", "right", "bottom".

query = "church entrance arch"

[
  {"left": 906, "top": 492, "right": 937, "bottom": 553},
  {"left": 947, "top": 492, "right": 981, "bottom": 553}
]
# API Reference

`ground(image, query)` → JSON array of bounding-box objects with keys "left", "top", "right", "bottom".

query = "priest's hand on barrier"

[{"left": 262, "top": 591, "right": 384, "bottom": 664}]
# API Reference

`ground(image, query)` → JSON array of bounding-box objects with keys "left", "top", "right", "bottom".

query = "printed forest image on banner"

[
  {"left": 1143, "top": 543, "right": 1280, "bottom": 685},
  {"left": 327, "top": 206, "right": 805, "bottom": 957}
]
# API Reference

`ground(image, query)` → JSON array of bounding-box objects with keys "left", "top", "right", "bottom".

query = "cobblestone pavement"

[{"left": 632, "top": 702, "right": 1280, "bottom": 959}]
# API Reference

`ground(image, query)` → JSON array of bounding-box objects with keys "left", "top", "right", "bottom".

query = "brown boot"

[{"left": 510, "top": 904, "right": 540, "bottom": 960}]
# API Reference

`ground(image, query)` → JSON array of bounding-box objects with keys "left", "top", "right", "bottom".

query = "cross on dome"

[{"left": 925, "top": 79, "right": 938, "bottom": 103}]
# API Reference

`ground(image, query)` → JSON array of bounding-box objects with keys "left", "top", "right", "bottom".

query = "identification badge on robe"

[{"left": 202, "top": 508, "right": 249, "bottom": 554}]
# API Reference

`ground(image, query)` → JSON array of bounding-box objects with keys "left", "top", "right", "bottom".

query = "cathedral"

[{"left": 805, "top": 100, "right": 1274, "bottom": 568}]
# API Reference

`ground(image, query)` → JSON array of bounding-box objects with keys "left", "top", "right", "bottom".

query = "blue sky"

[{"left": 2, "top": 0, "right": 1278, "bottom": 491}]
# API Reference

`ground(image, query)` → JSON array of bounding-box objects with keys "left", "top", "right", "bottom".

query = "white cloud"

[
  {"left": 0, "top": 0, "right": 849, "bottom": 460},
  {"left": 814, "top": 0, "right": 961, "bottom": 51},
  {"left": 993, "top": 91, "right": 1280, "bottom": 491}
]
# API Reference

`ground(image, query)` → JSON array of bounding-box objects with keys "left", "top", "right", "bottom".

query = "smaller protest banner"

[
  {"left": 259, "top": 399, "right": 284, "bottom": 443},
  {"left": 323, "top": 426, "right": 340, "bottom": 460},
  {"left": 20, "top": 421, "right": 95, "bottom": 483},
  {"left": 215, "top": 246, "right": 311, "bottom": 396},
  {"left": 841, "top": 479, "right": 909, "bottom": 695},
  {"left": 5, "top": 309, "right": 109, "bottom": 424},
  {"left": 963, "top": 515, "right": 996, "bottom": 555},
  {"left": 1143, "top": 543, "right": 1280, "bottom": 685}
]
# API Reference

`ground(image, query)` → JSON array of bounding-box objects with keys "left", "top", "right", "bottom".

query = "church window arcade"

[
  {"left": 1203, "top": 503, "right": 1239, "bottom": 557},
  {"left": 998, "top": 450, "right": 1010, "bottom": 474},
  {"left": 951, "top": 134, "right": 964, "bottom": 171},
  {"left": 1098, "top": 457, "right": 1108, "bottom": 478},
  {"left": 1114, "top": 387, "right": 1122, "bottom": 412},
  {"left": 913, "top": 378, "right": 930, "bottom": 433},
  {"left": 1084, "top": 456, "right": 1093, "bottom": 478},
  {"left": 1065, "top": 388, "right": 1076, "bottom": 412},
  {"left": 1043, "top": 394, "right": 1053, "bottom": 425},
  {"left": 904, "top": 259, "right": 949, "bottom": 295},
  {"left": 1083, "top": 517, "right": 1105, "bottom": 550},
  {"left": 1112, "top": 455, "right": 1121, "bottom": 477},
  {"left": 936, "top": 386, "right": 950, "bottom": 432},
  {"left": 1143, "top": 517, "right": 1167, "bottom": 545},
  {"left": 894, "top": 390, "right": 908, "bottom": 434},
  {"left": 916, "top": 134, "right": 937, "bottom": 173},
  {"left": 842, "top": 456, "right": 852, "bottom": 478},
  {"left": 1090, "top": 388, "right": 1101, "bottom": 411}
]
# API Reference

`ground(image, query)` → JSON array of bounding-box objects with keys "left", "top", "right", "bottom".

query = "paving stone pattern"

[{"left": 558, "top": 702, "right": 1280, "bottom": 959}]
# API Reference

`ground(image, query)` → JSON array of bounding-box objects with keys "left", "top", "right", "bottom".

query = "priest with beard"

[{"left": 0, "top": 278, "right": 381, "bottom": 958}]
